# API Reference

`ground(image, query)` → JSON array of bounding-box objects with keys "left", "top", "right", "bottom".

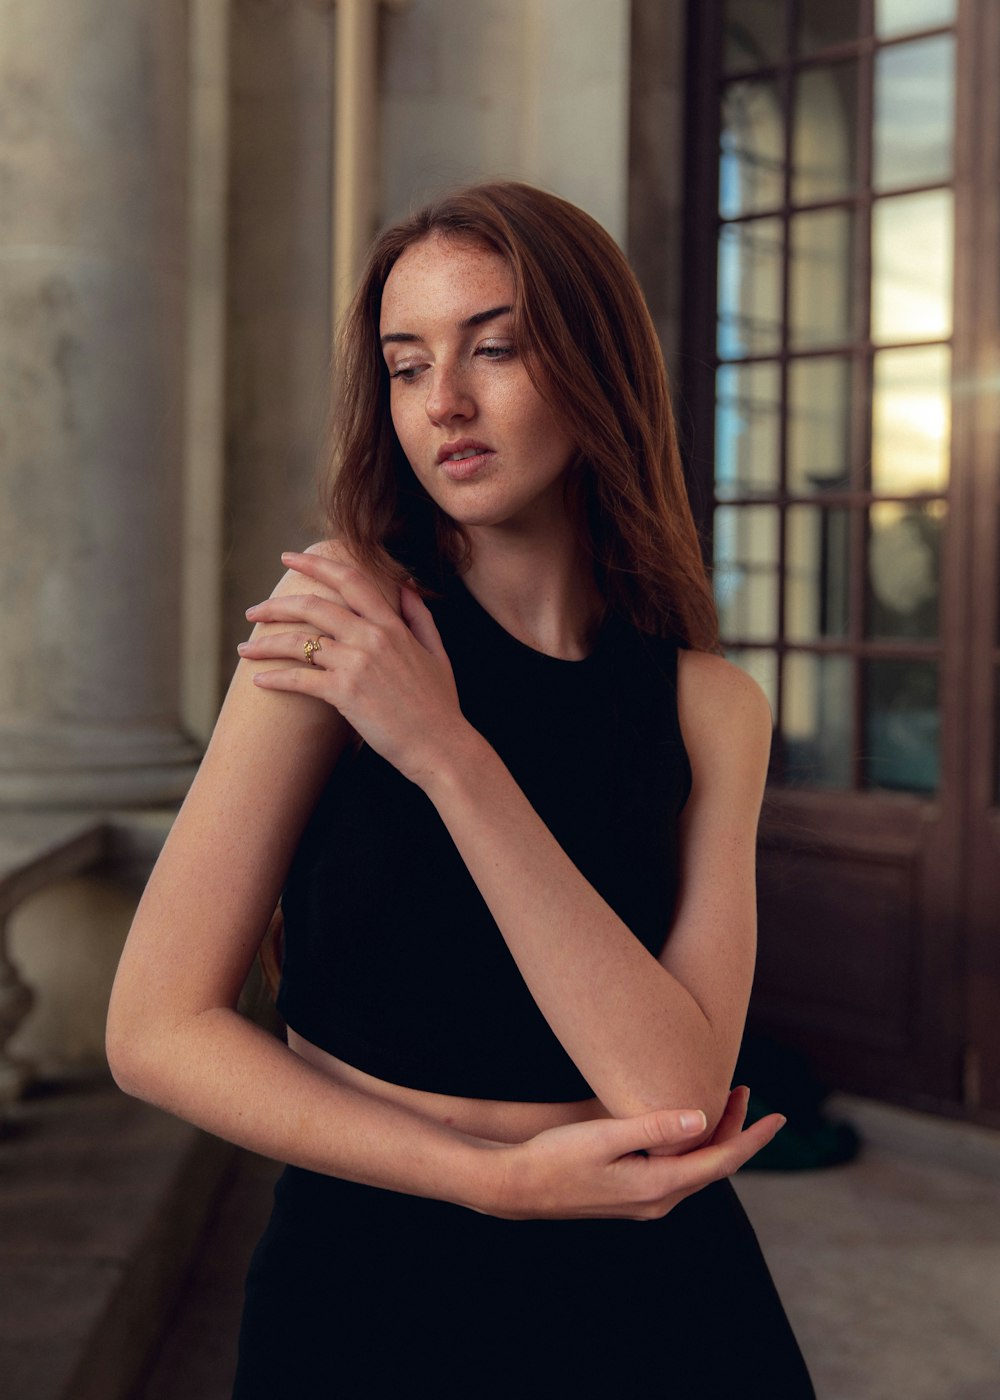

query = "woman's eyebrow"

[{"left": 380, "top": 304, "right": 513, "bottom": 347}]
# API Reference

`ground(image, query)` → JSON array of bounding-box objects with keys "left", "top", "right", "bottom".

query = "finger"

[
  {"left": 282, "top": 550, "right": 400, "bottom": 626},
  {"left": 667, "top": 1112, "right": 786, "bottom": 1194},
  {"left": 399, "top": 584, "right": 448, "bottom": 659},
  {"left": 645, "top": 1087, "right": 743, "bottom": 1156},
  {"left": 251, "top": 657, "right": 350, "bottom": 698},
  {"left": 237, "top": 631, "right": 336, "bottom": 667},
  {"left": 707, "top": 1085, "right": 751, "bottom": 1146},
  {"left": 597, "top": 1107, "right": 709, "bottom": 1161},
  {"left": 246, "top": 595, "right": 371, "bottom": 643}
]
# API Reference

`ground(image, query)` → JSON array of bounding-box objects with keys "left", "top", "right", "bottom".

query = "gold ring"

[{"left": 303, "top": 637, "right": 322, "bottom": 666}]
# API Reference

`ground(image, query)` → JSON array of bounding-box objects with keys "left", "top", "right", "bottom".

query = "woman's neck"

[{"left": 458, "top": 532, "right": 605, "bottom": 662}]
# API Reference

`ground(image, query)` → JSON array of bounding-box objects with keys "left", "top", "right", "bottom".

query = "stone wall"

[
  {"left": 0, "top": 0, "right": 673, "bottom": 1074},
  {"left": 379, "top": 0, "right": 631, "bottom": 243}
]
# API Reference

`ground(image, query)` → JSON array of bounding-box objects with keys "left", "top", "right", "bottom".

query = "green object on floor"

[{"left": 742, "top": 1091, "right": 861, "bottom": 1171}]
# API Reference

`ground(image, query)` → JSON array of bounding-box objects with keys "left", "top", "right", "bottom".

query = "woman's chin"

[{"left": 431, "top": 489, "right": 571, "bottom": 536}]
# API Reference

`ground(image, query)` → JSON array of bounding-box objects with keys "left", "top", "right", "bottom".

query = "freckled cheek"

[
  {"left": 483, "top": 389, "right": 546, "bottom": 458},
  {"left": 497, "top": 373, "right": 574, "bottom": 457}
]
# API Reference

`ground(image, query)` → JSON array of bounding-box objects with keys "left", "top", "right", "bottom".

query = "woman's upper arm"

[
  {"left": 107, "top": 545, "right": 374, "bottom": 1049},
  {"left": 657, "top": 649, "right": 773, "bottom": 1077}
]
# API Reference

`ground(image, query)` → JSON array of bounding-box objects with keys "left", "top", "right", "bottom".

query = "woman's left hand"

[{"left": 239, "top": 550, "right": 468, "bottom": 786}]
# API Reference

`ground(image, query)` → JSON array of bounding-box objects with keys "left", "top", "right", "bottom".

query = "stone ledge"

[
  {"left": 0, "top": 1074, "right": 234, "bottom": 1400},
  {"left": 0, "top": 813, "right": 109, "bottom": 917}
]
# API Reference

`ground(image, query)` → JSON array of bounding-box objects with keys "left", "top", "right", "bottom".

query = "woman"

[{"left": 107, "top": 181, "right": 814, "bottom": 1395}]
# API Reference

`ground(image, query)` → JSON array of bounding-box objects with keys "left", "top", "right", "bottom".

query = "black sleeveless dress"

[{"left": 232, "top": 572, "right": 815, "bottom": 1397}]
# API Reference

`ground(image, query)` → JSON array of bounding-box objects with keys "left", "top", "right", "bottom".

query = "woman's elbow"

[
  {"left": 105, "top": 1007, "right": 149, "bottom": 1098},
  {"left": 647, "top": 1076, "right": 732, "bottom": 1152},
  {"left": 105, "top": 988, "right": 173, "bottom": 1100}
]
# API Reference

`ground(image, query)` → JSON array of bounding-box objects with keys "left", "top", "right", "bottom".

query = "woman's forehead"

[{"left": 380, "top": 234, "right": 514, "bottom": 333}]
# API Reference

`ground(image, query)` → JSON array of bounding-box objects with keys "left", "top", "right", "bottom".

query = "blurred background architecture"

[{"left": 1, "top": 1, "right": 998, "bottom": 1396}]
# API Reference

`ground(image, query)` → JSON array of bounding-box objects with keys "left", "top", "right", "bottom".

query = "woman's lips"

[{"left": 439, "top": 450, "right": 495, "bottom": 480}]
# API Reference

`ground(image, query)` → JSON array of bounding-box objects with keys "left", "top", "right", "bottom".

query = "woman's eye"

[
  {"left": 388, "top": 345, "right": 514, "bottom": 381},
  {"left": 475, "top": 344, "right": 515, "bottom": 362}
]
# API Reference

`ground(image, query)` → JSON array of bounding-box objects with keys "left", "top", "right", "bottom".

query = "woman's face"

[{"left": 379, "top": 233, "right": 577, "bottom": 534}]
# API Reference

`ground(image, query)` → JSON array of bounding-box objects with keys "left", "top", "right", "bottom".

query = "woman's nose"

[{"left": 424, "top": 364, "right": 474, "bottom": 423}]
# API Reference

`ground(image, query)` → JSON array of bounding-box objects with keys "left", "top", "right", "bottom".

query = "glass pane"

[
  {"left": 798, "top": 0, "right": 863, "bottom": 54},
  {"left": 721, "top": 78, "right": 785, "bottom": 218},
  {"left": 867, "top": 501, "right": 944, "bottom": 640},
  {"left": 789, "top": 208, "right": 855, "bottom": 348},
  {"left": 714, "top": 505, "right": 780, "bottom": 641},
  {"left": 876, "top": 0, "right": 955, "bottom": 40},
  {"left": 787, "top": 356, "right": 853, "bottom": 493},
  {"left": 871, "top": 345, "right": 951, "bottom": 493},
  {"left": 874, "top": 36, "right": 954, "bottom": 192},
  {"left": 717, "top": 218, "right": 784, "bottom": 359},
  {"left": 871, "top": 189, "right": 953, "bottom": 344},
  {"left": 792, "top": 63, "right": 859, "bottom": 204},
  {"left": 724, "top": 0, "right": 786, "bottom": 71},
  {"left": 786, "top": 506, "right": 851, "bottom": 641},
  {"left": 782, "top": 652, "right": 853, "bottom": 787},
  {"left": 725, "top": 648, "right": 778, "bottom": 716},
  {"left": 715, "top": 363, "right": 782, "bottom": 499},
  {"left": 864, "top": 660, "right": 939, "bottom": 793}
]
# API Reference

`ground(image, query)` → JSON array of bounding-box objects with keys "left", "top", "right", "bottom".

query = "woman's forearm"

[
  {"left": 418, "top": 729, "right": 728, "bottom": 1125},
  {"left": 107, "top": 1006, "right": 502, "bottom": 1209},
  {"left": 108, "top": 1008, "right": 778, "bottom": 1222}
]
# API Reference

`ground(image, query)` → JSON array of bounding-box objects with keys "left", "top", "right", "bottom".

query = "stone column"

[
  {"left": 222, "top": 0, "right": 335, "bottom": 667},
  {"left": 0, "top": 0, "right": 200, "bottom": 806}
]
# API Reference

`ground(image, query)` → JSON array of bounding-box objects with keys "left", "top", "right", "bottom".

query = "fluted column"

[{"left": 0, "top": 0, "right": 200, "bottom": 805}]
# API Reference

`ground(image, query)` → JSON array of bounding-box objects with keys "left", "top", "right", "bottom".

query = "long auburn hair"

[{"left": 322, "top": 180, "right": 718, "bottom": 650}]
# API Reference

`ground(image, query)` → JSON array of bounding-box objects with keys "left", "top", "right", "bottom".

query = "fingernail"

[
  {"left": 236, "top": 642, "right": 248, "bottom": 653},
  {"left": 679, "top": 1110, "right": 707, "bottom": 1133},
  {"left": 774, "top": 1116, "right": 787, "bottom": 1132},
  {"left": 245, "top": 606, "right": 258, "bottom": 618}
]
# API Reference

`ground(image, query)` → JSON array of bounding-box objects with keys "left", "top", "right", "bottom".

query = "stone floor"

[
  {"left": 129, "top": 1094, "right": 1000, "bottom": 1400},
  {"left": 130, "top": 1150, "right": 278, "bottom": 1400},
  {"left": 0, "top": 1074, "right": 231, "bottom": 1400},
  {"left": 735, "top": 1095, "right": 1000, "bottom": 1400}
]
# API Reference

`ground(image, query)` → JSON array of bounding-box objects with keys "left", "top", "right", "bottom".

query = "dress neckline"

[{"left": 448, "top": 572, "right": 614, "bottom": 667}]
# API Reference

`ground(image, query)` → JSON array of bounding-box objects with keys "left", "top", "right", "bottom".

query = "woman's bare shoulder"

[
  {"left": 676, "top": 648, "right": 772, "bottom": 722},
  {"left": 291, "top": 537, "right": 403, "bottom": 611},
  {"left": 676, "top": 649, "right": 773, "bottom": 782},
  {"left": 210, "top": 538, "right": 374, "bottom": 753},
  {"left": 197, "top": 535, "right": 402, "bottom": 805},
  {"left": 270, "top": 536, "right": 365, "bottom": 600}
]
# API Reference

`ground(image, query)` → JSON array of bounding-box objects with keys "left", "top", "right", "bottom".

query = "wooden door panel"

[
  {"left": 749, "top": 791, "right": 962, "bottom": 1107},
  {"left": 756, "top": 848, "right": 918, "bottom": 1048}
]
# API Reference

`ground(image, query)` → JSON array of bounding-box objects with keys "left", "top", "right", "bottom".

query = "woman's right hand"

[{"left": 488, "top": 1086, "right": 782, "bottom": 1221}]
